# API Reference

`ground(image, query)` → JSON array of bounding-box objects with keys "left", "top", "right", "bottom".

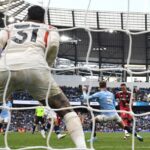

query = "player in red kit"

[{"left": 116, "top": 83, "right": 143, "bottom": 141}]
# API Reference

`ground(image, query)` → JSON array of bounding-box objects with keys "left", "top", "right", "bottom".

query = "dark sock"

[
  {"left": 3, "top": 124, "right": 7, "bottom": 133},
  {"left": 54, "top": 125, "right": 60, "bottom": 135},
  {"left": 32, "top": 125, "right": 36, "bottom": 134},
  {"left": 124, "top": 126, "right": 137, "bottom": 137},
  {"left": 90, "top": 122, "right": 96, "bottom": 137}
]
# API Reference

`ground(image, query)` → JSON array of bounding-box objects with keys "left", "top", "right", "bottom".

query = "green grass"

[{"left": 0, "top": 132, "right": 150, "bottom": 150}]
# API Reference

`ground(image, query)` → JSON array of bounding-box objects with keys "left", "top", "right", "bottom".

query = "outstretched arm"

[{"left": 82, "top": 86, "right": 99, "bottom": 100}]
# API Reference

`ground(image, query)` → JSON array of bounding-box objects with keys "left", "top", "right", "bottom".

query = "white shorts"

[
  {"left": 95, "top": 113, "right": 122, "bottom": 123},
  {"left": 0, "top": 68, "right": 62, "bottom": 100},
  {"left": 45, "top": 108, "right": 57, "bottom": 119},
  {"left": 0, "top": 116, "right": 9, "bottom": 123}
]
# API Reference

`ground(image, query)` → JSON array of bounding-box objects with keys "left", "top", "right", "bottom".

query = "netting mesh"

[{"left": 0, "top": 0, "right": 150, "bottom": 149}]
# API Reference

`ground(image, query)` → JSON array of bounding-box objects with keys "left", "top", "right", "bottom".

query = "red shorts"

[
  {"left": 55, "top": 116, "right": 61, "bottom": 125},
  {"left": 120, "top": 112, "right": 133, "bottom": 120}
]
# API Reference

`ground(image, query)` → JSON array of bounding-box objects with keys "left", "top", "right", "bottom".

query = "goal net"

[{"left": 0, "top": 0, "right": 149, "bottom": 149}]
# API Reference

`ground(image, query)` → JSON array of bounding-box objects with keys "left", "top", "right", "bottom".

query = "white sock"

[
  {"left": 137, "top": 134, "right": 142, "bottom": 138},
  {"left": 64, "top": 112, "right": 86, "bottom": 149},
  {"left": 124, "top": 130, "right": 128, "bottom": 135}
]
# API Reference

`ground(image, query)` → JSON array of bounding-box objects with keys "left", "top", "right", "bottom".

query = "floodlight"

[
  {"left": 8, "top": 16, "right": 15, "bottom": 23},
  {"left": 60, "top": 35, "right": 71, "bottom": 42}
]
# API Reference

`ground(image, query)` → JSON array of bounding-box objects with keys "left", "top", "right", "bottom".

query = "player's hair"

[
  {"left": 27, "top": 5, "right": 45, "bottom": 23},
  {"left": 99, "top": 80, "right": 106, "bottom": 88},
  {"left": 121, "top": 83, "right": 126, "bottom": 86}
]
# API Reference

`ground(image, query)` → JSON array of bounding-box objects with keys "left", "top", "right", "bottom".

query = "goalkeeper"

[{"left": 0, "top": 5, "right": 86, "bottom": 149}]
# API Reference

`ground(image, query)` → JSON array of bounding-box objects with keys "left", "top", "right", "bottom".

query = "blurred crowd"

[
  {"left": 9, "top": 110, "right": 150, "bottom": 132},
  {"left": 11, "top": 86, "right": 150, "bottom": 102},
  {"left": 59, "top": 86, "right": 150, "bottom": 102},
  {"left": 2, "top": 86, "right": 149, "bottom": 132},
  {"left": 10, "top": 110, "right": 34, "bottom": 132}
]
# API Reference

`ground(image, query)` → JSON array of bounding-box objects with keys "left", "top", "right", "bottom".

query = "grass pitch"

[{"left": 0, "top": 132, "right": 149, "bottom": 150}]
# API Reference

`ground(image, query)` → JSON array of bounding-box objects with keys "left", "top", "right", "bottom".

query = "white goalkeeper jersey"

[{"left": 0, "top": 21, "right": 59, "bottom": 70}]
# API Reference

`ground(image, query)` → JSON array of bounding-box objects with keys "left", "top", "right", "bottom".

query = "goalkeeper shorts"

[{"left": 0, "top": 68, "right": 62, "bottom": 100}]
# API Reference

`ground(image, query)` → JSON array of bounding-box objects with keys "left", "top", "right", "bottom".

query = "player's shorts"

[
  {"left": 0, "top": 69, "right": 62, "bottom": 100},
  {"left": 46, "top": 109, "right": 57, "bottom": 119},
  {"left": 34, "top": 116, "right": 45, "bottom": 124},
  {"left": 55, "top": 116, "right": 61, "bottom": 125},
  {"left": 120, "top": 112, "right": 133, "bottom": 120},
  {"left": 95, "top": 113, "right": 122, "bottom": 123},
  {"left": 0, "top": 116, "right": 9, "bottom": 123}
]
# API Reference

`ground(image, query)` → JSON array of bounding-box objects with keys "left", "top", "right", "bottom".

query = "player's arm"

[
  {"left": 46, "top": 28, "right": 59, "bottom": 67},
  {"left": 82, "top": 86, "right": 99, "bottom": 100},
  {"left": 0, "top": 29, "right": 8, "bottom": 51}
]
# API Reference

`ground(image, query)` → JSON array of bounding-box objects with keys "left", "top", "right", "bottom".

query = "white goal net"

[{"left": 0, "top": 0, "right": 150, "bottom": 150}]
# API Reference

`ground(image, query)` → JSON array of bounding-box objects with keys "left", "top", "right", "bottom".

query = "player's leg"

[
  {"left": 123, "top": 119, "right": 130, "bottom": 139},
  {"left": 45, "top": 120, "right": 51, "bottom": 133},
  {"left": 2, "top": 123, "right": 7, "bottom": 134},
  {"left": 40, "top": 117, "right": 46, "bottom": 138},
  {"left": 3, "top": 117, "right": 9, "bottom": 134},
  {"left": 0, "top": 123, "right": 2, "bottom": 132},
  {"left": 87, "top": 119, "right": 97, "bottom": 142},
  {"left": 116, "top": 115, "right": 143, "bottom": 142},
  {"left": 54, "top": 118, "right": 66, "bottom": 139},
  {"left": 49, "top": 93, "right": 86, "bottom": 148},
  {"left": 0, "top": 117, "right": 4, "bottom": 133},
  {"left": 32, "top": 117, "right": 37, "bottom": 134},
  {"left": 120, "top": 113, "right": 130, "bottom": 139},
  {"left": 87, "top": 114, "right": 112, "bottom": 142},
  {"left": 28, "top": 69, "right": 86, "bottom": 148},
  {"left": 126, "top": 115, "right": 143, "bottom": 142},
  {"left": 124, "top": 117, "right": 134, "bottom": 139}
]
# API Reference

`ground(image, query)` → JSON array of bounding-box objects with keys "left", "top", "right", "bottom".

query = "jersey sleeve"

[
  {"left": 0, "top": 29, "right": 8, "bottom": 50},
  {"left": 46, "top": 27, "right": 60, "bottom": 67},
  {"left": 83, "top": 91, "right": 100, "bottom": 100}
]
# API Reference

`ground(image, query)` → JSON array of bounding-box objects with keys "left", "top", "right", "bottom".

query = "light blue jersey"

[
  {"left": 83, "top": 90, "right": 116, "bottom": 116},
  {"left": 0, "top": 101, "right": 12, "bottom": 118}
]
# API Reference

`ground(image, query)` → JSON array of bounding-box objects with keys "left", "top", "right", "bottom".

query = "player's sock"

[
  {"left": 124, "top": 126, "right": 143, "bottom": 141},
  {"left": 0, "top": 123, "right": 3, "bottom": 131},
  {"left": 32, "top": 125, "right": 36, "bottom": 134},
  {"left": 3, "top": 124, "right": 7, "bottom": 133},
  {"left": 136, "top": 134, "right": 143, "bottom": 142},
  {"left": 0, "top": 123, "right": 2, "bottom": 128},
  {"left": 124, "top": 130, "right": 130, "bottom": 136},
  {"left": 124, "top": 126, "right": 135, "bottom": 135},
  {"left": 54, "top": 125, "right": 66, "bottom": 139},
  {"left": 54, "top": 125, "right": 60, "bottom": 135},
  {"left": 40, "top": 129, "right": 46, "bottom": 138},
  {"left": 124, "top": 130, "right": 128, "bottom": 134},
  {"left": 124, "top": 126, "right": 137, "bottom": 136},
  {"left": 64, "top": 112, "right": 86, "bottom": 149},
  {"left": 90, "top": 122, "right": 96, "bottom": 137}
]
